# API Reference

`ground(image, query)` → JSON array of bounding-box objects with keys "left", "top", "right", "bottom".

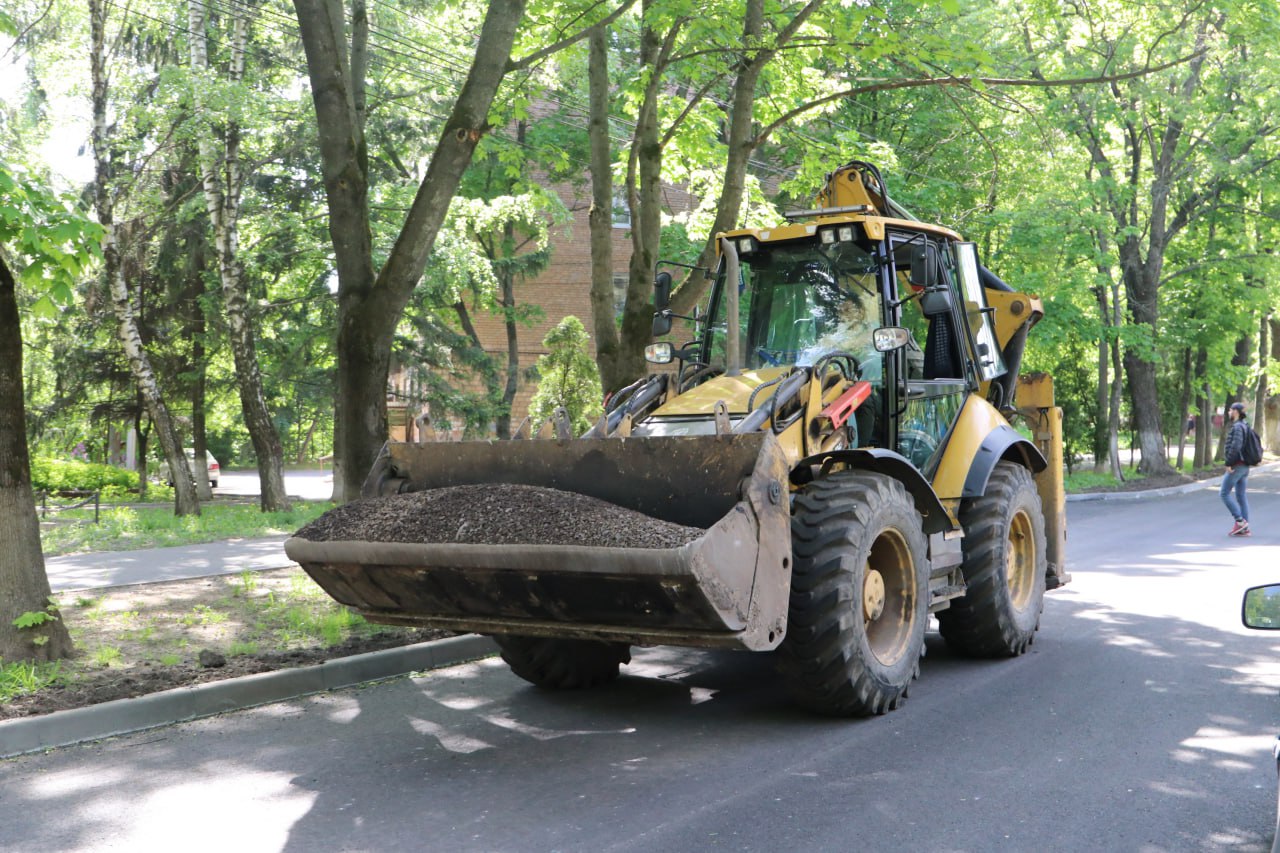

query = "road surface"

[{"left": 4, "top": 470, "right": 1279, "bottom": 852}]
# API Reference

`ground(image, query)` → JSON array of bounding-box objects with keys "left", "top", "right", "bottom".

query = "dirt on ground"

[{"left": 3, "top": 567, "right": 448, "bottom": 721}]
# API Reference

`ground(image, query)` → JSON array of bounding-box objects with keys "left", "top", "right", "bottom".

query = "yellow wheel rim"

[
  {"left": 864, "top": 529, "right": 917, "bottom": 666},
  {"left": 1006, "top": 509, "right": 1036, "bottom": 611}
]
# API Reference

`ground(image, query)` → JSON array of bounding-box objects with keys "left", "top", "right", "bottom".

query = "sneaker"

[{"left": 1230, "top": 520, "right": 1248, "bottom": 536}]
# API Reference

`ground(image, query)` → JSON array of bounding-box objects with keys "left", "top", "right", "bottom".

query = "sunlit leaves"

[{"left": 0, "top": 163, "right": 102, "bottom": 312}]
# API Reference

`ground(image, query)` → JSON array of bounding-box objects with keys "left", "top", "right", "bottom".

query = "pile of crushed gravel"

[{"left": 294, "top": 483, "right": 705, "bottom": 550}]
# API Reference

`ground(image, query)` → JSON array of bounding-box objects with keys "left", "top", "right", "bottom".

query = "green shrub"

[{"left": 30, "top": 457, "right": 135, "bottom": 493}]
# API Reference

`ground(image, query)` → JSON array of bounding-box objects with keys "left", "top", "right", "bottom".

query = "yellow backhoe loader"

[{"left": 285, "top": 160, "right": 1068, "bottom": 716}]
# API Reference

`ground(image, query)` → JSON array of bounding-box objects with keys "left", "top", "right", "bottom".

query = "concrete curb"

[
  {"left": 0, "top": 634, "right": 498, "bottom": 760},
  {"left": 1065, "top": 460, "right": 1280, "bottom": 503}
]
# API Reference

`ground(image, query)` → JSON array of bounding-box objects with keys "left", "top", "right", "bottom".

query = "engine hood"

[{"left": 649, "top": 368, "right": 792, "bottom": 418}]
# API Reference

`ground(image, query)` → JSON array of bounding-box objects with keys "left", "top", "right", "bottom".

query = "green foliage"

[
  {"left": 528, "top": 316, "right": 604, "bottom": 434},
  {"left": 29, "top": 457, "right": 135, "bottom": 492},
  {"left": 0, "top": 659, "right": 65, "bottom": 702},
  {"left": 0, "top": 164, "right": 103, "bottom": 313},
  {"left": 12, "top": 597, "right": 61, "bottom": 646}
]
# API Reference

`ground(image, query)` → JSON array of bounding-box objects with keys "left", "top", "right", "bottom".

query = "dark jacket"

[{"left": 1225, "top": 418, "right": 1249, "bottom": 467}]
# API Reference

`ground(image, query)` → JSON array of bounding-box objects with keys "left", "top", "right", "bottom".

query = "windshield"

[{"left": 706, "top": 240, "right": 882, "bottom": 374}]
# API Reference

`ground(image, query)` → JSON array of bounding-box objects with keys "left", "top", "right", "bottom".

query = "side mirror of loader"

[
  {"left": 920, "top": 285, "right": 954, "bottom": 317},
  {"left": 645, "top": 342, "right": 674, "bottom": 364},
  {"left": 909, "top": 242, "right": 939, "bottom": 289},
  {"left": 873, "top": 326, "right": 912, "bottom": 352},
  {"left": 652, "top": 271, "right": 674, "bottom": 337}
]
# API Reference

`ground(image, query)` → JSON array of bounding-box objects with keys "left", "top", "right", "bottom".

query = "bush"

[{"left": 29, "top": 457, "right": 135, "bottom": 493}]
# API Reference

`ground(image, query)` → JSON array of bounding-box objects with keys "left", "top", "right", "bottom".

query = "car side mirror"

[{"left": 1243, "top": 584, "right": 1280, "bottom": 629}]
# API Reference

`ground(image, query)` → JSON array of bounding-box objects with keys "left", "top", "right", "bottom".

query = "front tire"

[
  {"left": 778, "top": 472, "right": 930, "bottom": 716},
  {"left": 494, "top": 635, "right": 631, "bottom": 689},
  {"left": 937, "top": 461, "right": 1047, "bottom": 657}
]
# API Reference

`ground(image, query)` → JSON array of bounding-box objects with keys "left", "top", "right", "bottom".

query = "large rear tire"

[
  {"left": 938, "top": 461, "right": 1046, "bottom": 657},
  {"left": 494, "top": 635, "right": 631, "bottom": 689},
  {"left": 778, "top": 472, "right": 930, "bottom": 716}
]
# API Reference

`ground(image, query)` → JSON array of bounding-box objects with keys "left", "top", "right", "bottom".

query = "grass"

[
  {"left": 1, "top": 566, "right": 431, "bottom": 713},
  {"left": 0, "top": 660, "right": 66, "bottom": 703},
  {"left": 39, "top": 501, "right": 333, "bottom": 557}
]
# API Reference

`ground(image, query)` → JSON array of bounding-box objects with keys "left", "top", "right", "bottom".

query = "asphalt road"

[
  {"left": 4, "top": 470, "right": 1280, "bottom": 852},
  {"left": 217, "top": 468, "right": 336, "bottom": 502}
]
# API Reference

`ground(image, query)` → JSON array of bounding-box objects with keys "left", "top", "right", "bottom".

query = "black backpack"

[{"left": 1242, "top": 424, "right": 1264, "bottom": 466}]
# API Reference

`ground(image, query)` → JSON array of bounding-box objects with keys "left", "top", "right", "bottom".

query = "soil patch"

[
  {"left": 3, "top": 567, "right": 449, "bottom": 721},
  {"left": 296, "top": 483, "right": 704, "bottom": 549}
]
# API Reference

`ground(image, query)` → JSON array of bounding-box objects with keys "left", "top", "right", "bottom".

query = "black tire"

[
  {"left": 494, "top": 635, "right": 631, "bottom": 690},
  {"left": 778, "top": 471, "right": 931, "bottom": 716},
  {"left": 937, "top": 461, "right": 1047, "bottom": 657}
]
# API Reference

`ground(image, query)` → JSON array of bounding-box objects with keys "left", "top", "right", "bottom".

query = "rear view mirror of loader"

[
  {"left": 920, "top": 286, "right": 955, "bottom": 317},
  {"left": 652, "top": 271, "right": 674, "bottom": 336},
  {"left": 909, "top": 242, "right": 939, "bottom": 288}
]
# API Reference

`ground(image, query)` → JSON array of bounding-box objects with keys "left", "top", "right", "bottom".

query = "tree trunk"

[
  {"left": 1194, "top": 347, "right": 1210, "bottom": 468},
  {"left": 1107, "top": 330, "right": 1124, "bottom": 481},
  {"left": 665, "top": 0, "right": 826, "bottom": 321},
  {"left": 612, "top": 0, "right": 669, "bottom": 394},
  {"left": 497, "top": 266, "right": 519, "bottom": 439},
  {"left": 295, "top": 0, "right": 526, "bottom": 500},
  {"left": 1175, "top": 348, "right": 1191, "bottom": 470},
  {"left": 586, "top": 26, "right": 622, "bottom": 393},
  {"left": 189, "top": 0, "right": 291, "bottom": 512},
  {"left": 91, "top": 0, "right": 199, "bottom": 516},
  {"left": 1118, "top": 245, "right": 1174, "bottom": 476},
  {"left": 0, "top": 255, "right": 74, "bottom": 663},
  {"left": 1255, "top": 312, "right": 1270, "bottom": 440}
]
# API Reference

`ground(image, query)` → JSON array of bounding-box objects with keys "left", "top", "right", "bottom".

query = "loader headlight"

[
  {"left": 736, "top": 236, "right": 757, "bottom": 256},
  {"left": 838, "top": 225, "right": 855, "bottom": 242},
  {"left": 819, "top": 228, "right": 837, "bottom": 245}
]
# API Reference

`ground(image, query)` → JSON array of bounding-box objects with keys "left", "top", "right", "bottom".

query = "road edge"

[{"left": 0, "top": 634, "right": 498, "bottom": 760}]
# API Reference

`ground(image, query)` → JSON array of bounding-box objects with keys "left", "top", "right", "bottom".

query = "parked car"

[
  {"left": 1241, "top": 584, "right": 1280, "bottom": 853},
  {"left": 158, "top": 449, "right": 220, "bottom": 488}
]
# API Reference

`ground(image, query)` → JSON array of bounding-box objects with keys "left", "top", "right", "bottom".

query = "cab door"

[{"left": 887, "top": 232, "right": 972, "bottom": 475}]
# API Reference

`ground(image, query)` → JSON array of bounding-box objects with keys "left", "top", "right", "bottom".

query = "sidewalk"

[{"left": 45, "top": 536, "right": 295, "bottom": 592}]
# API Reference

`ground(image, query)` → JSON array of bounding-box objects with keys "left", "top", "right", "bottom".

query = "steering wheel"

[{"left": 898, "top": 427, "right": 939, "bottom": 468}]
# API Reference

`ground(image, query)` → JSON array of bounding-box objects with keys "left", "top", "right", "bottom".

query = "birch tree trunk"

[
  {"left": 0, "top": 255, "right": 74, "bottom": 663},
  {"left": 189, "top": 0, "right": 291, "bottom": 511},
  {"left": 90, "top": 0, "right": 199, "bottom": 516}
]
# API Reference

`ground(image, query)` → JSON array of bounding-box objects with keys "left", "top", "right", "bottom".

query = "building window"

[
  {"left": 613, "top": 272, "right": 629, "bottom": 315},
  {"left": 612, "top": 189, "right": 631, "bottom": 229}
]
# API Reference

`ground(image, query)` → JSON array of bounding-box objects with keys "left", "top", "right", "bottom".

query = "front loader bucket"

[{"left": 284, "top": 433, "right": 794, "bottom": 651}]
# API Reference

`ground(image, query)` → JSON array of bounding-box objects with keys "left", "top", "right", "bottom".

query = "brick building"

[{"left": 389, "top": 180, "right": 690, "bottom": 441}]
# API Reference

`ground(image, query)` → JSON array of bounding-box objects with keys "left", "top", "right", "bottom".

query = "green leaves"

[{"left": 0, "top": 164, "right": 103, "bottom": 310}]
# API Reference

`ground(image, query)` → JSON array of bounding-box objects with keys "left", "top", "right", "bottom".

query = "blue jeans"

[{"left": 1221, "top": 465, "right": 1250, "bottom": 522}]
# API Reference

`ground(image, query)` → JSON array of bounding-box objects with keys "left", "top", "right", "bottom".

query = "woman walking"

[{"left": 1221, "top": 401, "right": 1253, "bottom": 537}]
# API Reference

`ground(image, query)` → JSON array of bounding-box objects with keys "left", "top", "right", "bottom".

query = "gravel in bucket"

[{"left": 295, "top": 483, "right": 705, "bottom": 550}]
